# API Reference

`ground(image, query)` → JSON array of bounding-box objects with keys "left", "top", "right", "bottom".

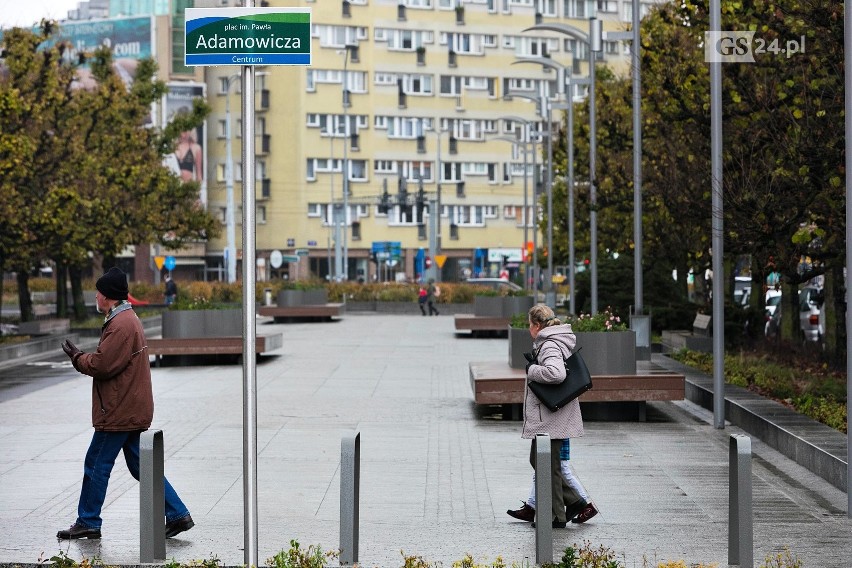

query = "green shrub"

[
  {"left": 266, "top": 539, "right": 338, "bottom": 568},
  {"left": 510, "top": 312, "right": 529, "bottom": 329},
  {"left": 376, "top": 284, "right": 419, "bottom": 302},
  {"left": 759, "top": 547, "right": 802, "bottom": 568}
]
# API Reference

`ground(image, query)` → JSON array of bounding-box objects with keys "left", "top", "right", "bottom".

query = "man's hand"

[{"left": 61, "top": 339, "right": 81, "bottom": 360}]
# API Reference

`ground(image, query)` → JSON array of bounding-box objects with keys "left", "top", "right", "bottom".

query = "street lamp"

[
  {"left": 424, "top": 123, "right": 449, "bottom": 282},
  {"left": 494, "top": 123, "right": 533, "bottom": 289},
  {"left": 338, "top": 43, "right": 358, "bottom": 281},
  {"left": 524, "top": 19, "right": 602, "bottom": 312},
  {"left": 502, "top": 93, "right": 543, "bottom": 294}
]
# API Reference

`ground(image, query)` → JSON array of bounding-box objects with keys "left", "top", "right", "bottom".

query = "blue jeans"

[{"left": 76, "top": 430, "right": 189, "bottom": 529}]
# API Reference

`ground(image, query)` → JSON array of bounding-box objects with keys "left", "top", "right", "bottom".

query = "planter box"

[
  {"left": 162, "top": 309, "right": 242, "bottom": 339},
  {"left": 503, "top": 295, "right": 534, "bottom": 318},
  {"left": 574, "top": 330, "right": 636, "bottom": 375},
  {"left": 508, "top": 326, "right": 533, "bottom": 369},
  {"left": 473, "top": 296, "right": 504, "bottom": 317},
  {"left": 277, "top": 289, "right": 328, "bottom": 307}
]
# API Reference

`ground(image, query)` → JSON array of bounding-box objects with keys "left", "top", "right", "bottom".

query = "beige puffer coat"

[{"left": 521, "top": 323, "right": 584, "bottom": 440}]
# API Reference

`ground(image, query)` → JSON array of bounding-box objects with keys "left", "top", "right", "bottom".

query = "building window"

[
  {"left": 257, "top": 205, "right": 266, "bottom": 224},
  {"left": 308, "top": 203, "right": 323, "bottom": 217}
]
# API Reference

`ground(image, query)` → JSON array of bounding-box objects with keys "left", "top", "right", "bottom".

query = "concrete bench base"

[
  {"left": 454, "top": 314, "right": 509, "bottom": 336},
  {"left": 147, "top": 333, "right": 283, "bottom": 366},
  {"left": 469, "top": 360, "right": 685, "bottom": 421},
  {"left": 18, "top": 318, "right": 71, "bottom": 336},
  {"left": 258, "top": 303, "right": 344, "bottom": 322}
]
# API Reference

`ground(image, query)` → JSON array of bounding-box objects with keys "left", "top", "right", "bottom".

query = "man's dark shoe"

[
  {"left": 57, "top": 522, "right": 101, "bottom": 540},
  {"left": 571, "top": 502, "right": 598, "bottom": 524},
  {"left": 506, "top": 501, "right": 535, "bottom": 522},
  {"left": 165, "top": 514, "right": 195, "bottom": 538},
  {"left": 564, "top": 499, "right": 588, "bottom": 522},
  {"left": 531, "top": 518, "right": 568, "bottom": 529}
]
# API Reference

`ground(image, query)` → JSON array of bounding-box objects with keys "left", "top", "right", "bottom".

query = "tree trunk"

[
  {"left": 781, "top": 278, "right": 798, "bottom": 341},
  {"left": 16, "top": 270, "right": 33, "bottom": 323},
  {"left": 54, "top": 261, "right": 68, "bottom": 318},
  {"left": 69, "top": 265, "right": 87, "bottom": 321}
]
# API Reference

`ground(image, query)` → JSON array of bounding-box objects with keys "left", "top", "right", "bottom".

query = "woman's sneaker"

[{"left": 571, "top": 502, "right": 598, "bottom": 523}]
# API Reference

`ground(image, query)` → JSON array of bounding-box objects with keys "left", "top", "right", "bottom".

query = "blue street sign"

[{"left": 164, "top": 256, "right": 176, "bottom": 271}]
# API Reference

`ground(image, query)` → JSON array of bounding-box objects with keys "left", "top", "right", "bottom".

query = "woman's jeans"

[{"left": 77, "top": 430, "right": 189, "bottom": 529}]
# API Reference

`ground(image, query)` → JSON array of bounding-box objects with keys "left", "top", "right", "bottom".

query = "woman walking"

[{"left": 517, "top": 304, "right": 588, "bottom": 528}]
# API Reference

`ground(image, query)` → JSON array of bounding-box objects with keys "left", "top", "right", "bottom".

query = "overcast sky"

[{"left": 0, "top": 0, "right": 80, "bottom": 30}]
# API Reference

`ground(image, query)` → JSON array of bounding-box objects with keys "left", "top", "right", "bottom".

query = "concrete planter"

[
  {"left": 473, "top": 296, "right": 504, "bottom": 317},
  {"left": 277, "top": 289, "right": 328, "bottom": 307},
  {"left": 162, "top": 309, "right": 242, "bottom": 339},
  {"left": 503, "top": 295, "right": 534, "bottom": 318},
  {"left": 574, "top": 331, "right": 637, "bottom": 375},
  {"left": 508, "top": 326, "right": 533, "bottom": 369}
]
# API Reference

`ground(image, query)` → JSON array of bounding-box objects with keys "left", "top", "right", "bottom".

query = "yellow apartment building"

[{"left": 194, "top": 0, "right": 650, "bottom": 283}]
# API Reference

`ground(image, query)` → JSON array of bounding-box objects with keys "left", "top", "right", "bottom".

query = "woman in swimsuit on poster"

[{"left": 175, "top": 129, "right": 203, "bottom": 183}]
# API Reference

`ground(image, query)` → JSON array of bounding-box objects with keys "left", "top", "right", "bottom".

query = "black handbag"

[{"left": 527, "top": 346, "right": 593, "bottom": 412}]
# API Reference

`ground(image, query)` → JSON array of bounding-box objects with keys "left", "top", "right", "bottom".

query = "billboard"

[{"left": 163, "top": 83, "right": 208, "bottom": 205}]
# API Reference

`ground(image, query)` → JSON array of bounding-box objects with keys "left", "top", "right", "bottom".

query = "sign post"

[{"left": 184, "top": 7, "right": 311, "bottom": 567}]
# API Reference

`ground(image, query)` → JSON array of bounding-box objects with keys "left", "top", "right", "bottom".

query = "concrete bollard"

[
  {"left": 728, "top": 434, "right": 753, "bottom": 568},
  {"left": 140, "top": 429, "right": 165, "bottom": 563},
  {"left": 339, "top": 432, "right": 360, "bottom": 565},
  {"left": 534, "top": 433, "right": 553, "bottom": 565}
]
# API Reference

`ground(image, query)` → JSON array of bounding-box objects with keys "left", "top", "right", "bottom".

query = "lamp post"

[
  {"left": 339, "top": 43, "right": 357, "bottom": 281},
  {"left": 504, "top": 91, "right": 543, "bottom": 295},
  {"left": 524, "top": 19, "right": 602, "bottom": 312},
  {"left": 425, "top": 124, "right": 449, "bottom": 281},
  {"left": 494, "top": 123, "right": 533, "bottom": 288}
]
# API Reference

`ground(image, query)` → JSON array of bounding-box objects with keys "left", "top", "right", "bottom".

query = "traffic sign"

[
  {"left": 185, "top": 8, "right": 311, "bottom": 66},
  {"left": 164, "top": 256, "right": 176, "bottom": 271},
  {"left": 154, "top": 256, "right": 165, "bottom": 270},
  {"left": 435, "top": 255, "right": 448, "bottom": 268}
]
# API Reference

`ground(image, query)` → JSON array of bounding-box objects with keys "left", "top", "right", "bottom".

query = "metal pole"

[
  {"left": 632, "top": 0, "right": 643, "bottom": 313},
  {"left": 844, "top": 0, "right": 852, "bottom": 519},
  {"left": 139, "top": 430, "right": 165, "bottom": 563},
  {"left": 340, "top": 432, "right": 361, "bottom": 564},
  {"left": 589, "top": 17, "right": 600, "bottom": 314},
  {"left": 710, "top": 0, "right": 725, "bottom": 430},
  {"left": 342, "top": 47, "right": 350, "bottom": 281},
  {"left": 546, "top": 97, "right": 554, "bottom": 298},
  {"left": 436, "top": 130, "right": 443, "bottom": 282},
  {"left": 728, "top": 434, "right": 753, "bottom": 568},
  {"left": 566, "top": 79, "right": 576, "bottom": 314},
  {"left": 522, "top": 127, "right": 530, "bottom": 290},
  {"left": 534, "top": 434, "right": 552, "bottom": 564},
  {"left": 240, "top": 62, "right": 259, "bottom": 568},
  {"left": 225, "top": 76, "right": 237, "bottom": 284},
  {"left": 531, "top": 129, "right": 539, "bottom": 296},
  {"left": 429, "top": 197, "right": 438, "bottom": 282}
]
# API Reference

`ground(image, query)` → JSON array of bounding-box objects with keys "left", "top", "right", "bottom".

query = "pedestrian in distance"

[
  {"left": 508, "top": 303, "right": 589, "bottom": 529},
  {"left": 418, "top": 285, "right": 428, "bottom": 316},
  {"left": 57, "top": 267, "right": 194, "bottom": 540},
  {"left": 426, "top": 279, "right": 440, "bottom": 316},
  {"left": 164, "top": 273, "right": 178, "bottom": 306}
]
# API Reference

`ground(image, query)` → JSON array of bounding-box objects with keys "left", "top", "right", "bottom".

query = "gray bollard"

[
  {"left": 728, "top": 434, "right": 753, "bottom": 568},
  {"left": 534, "top": 433, "right": 553, "bottom": 565},
  {"left": 339, "top": 432, "right": 360, "bottom": 565},
  {"left": 140, "top": 429, "right": 166, "bottom": 563}
]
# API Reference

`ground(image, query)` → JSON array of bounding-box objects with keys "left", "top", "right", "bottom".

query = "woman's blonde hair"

[{"left": 528, "top": 303, "right": 562, "bottom": 328}]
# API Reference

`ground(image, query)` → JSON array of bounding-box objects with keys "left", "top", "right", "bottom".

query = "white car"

[{"left": 798, "top": 287, "right": 825, "bottom": 343}]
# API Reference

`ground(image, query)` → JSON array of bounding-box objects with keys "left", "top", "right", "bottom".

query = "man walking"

[{"left": 57, "top": 267, "right": 194, "bottom": 540}]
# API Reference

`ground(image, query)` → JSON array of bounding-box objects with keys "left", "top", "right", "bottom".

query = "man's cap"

[{"left": 96, "top": 267, "right": 129, "bottom": 301}]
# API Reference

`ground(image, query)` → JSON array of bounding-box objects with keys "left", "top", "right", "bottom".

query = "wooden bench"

[
  {"left": 469, "top": 360, "right": 685, "bottom": 421},
  {"left": 454, "top": 314, "right": 509, "bottom": 336},
  {"left": 258, "top": 303, "right": 344, "bottom": 322},
  {"left": 147, "top": 333, "right": 283, "bottom": 366}
]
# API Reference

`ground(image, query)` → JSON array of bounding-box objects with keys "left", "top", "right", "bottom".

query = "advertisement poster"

[{"left": 163, "top": 83, "right": 208, "bottom": 205}]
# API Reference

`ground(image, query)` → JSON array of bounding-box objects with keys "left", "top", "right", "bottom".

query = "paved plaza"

[{"left": 0, "top": 313, "right": 850, "bottom": 566}]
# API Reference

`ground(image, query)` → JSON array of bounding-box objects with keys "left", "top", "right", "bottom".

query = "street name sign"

[{"left": 185, "top": 8, "right": 311, "bottom": 66}]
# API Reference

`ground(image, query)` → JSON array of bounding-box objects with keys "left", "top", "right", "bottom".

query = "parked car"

[
  {"left": 798, "top": 287, "right": 825, "bottom": 344},
  {"left": 464, "top": 278, "right": 523, "bottom": 293},
  {"left": 764, "top": 290, "right": 782, "bottom": 337}
]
